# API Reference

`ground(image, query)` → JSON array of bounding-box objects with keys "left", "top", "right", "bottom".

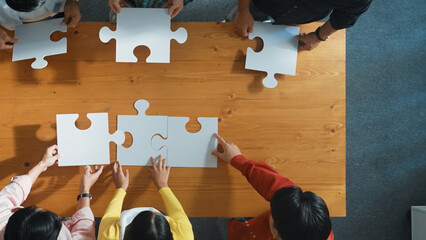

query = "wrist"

[
  {"left": 77, "top": 193, "right": 92, "bottom": 201},
  {"left": 38, "top": 161, "right": 49, "bottom": 171},
  {"left": 80, "top": 187, "right": 90, "bottom": 194},
  {"left": 315, "top": 27, "right": 329, "bottom": 41},
  {"left": 157, "top": 183, "right": 168, "bottom": 190}
]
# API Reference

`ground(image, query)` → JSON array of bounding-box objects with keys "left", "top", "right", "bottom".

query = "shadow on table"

[
  {"left": 232, "top": 49, "right": 265, "bottom": 94},
  {"left": 0, "top": 124, "right": 79, "bottom": 213},
  {"left": 121, "top": 165, "right": 156, "bottom": 210}
]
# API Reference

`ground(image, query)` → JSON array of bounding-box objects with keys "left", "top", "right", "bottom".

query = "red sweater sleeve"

[{"left": 230, "top": 155, "right": 296, "bottom": 201}]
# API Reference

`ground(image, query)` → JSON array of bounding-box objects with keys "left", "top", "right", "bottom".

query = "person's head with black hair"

[
  {"left": 124, "top": 210, "right": 173, "bottom": 240},
  {"left": 4, "top": 205, "right": 62, "bottom": 240},
  {"left": 5, "top": 0, "right": 47, "bottom": 12},
  {"left": 270, "top": 186, "right": 332, "bottom": 240}
]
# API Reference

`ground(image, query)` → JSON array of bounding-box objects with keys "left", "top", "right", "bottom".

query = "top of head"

[
  {"left": 124, "top": 210, "right": 173, "bottom": 240},
  {"left": 270, "top": 186, "right": 332, "bottom": 240},
  {"left": 4, "top": 206, "right": 62, "bottom": 240},
  {"left": 6, "top": 0, "right": 47, "bottom": 12}
]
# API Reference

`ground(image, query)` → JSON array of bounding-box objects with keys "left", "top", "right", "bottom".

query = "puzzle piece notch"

[
  {"left": 56, "top": 113, "right": 124, "bottom": 166},
  {"left": 12, "top": 18, "right": 67, "bottom": 69},
  {"left": 99, "top": 8, "right": 187, "bottom": 63},
  {"left": 245, "top": 21, "right": 299, "bottom": 88},
  {"left": 116, "top": 99, "right": 168, "bottom": 166},
  {"left": 151, "top": 117, "right": 218, "bottom": 168}
]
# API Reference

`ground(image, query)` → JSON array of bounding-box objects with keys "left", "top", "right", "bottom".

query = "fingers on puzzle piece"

[{"left": 116, "top": 100, "right": 168, "bottom": 166}]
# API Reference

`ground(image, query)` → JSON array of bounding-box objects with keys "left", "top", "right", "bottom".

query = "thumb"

[
  {"left": 94, "top": 166, "right": 104, "bottom": 176},
  {"left": 211, "top": 151, "right": 224, "bottom": 159},
  {"left": 125, "top": 169, "right": 129, "bottom": 179},
  {"left": 61, "top": 17, "right": 68, "bottom": 25}
]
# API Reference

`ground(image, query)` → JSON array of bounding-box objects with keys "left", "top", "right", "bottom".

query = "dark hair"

[
  {"left": 6, "top": 0, "right": 47, "bottom": 12},
  {"left": 270, "top": 186, "right": 332, "bottom": 240},
  {"left": 4, "top": 206, "right": 62, "bottom": 240},
  {"left": 124, "top": 211, "right": 173, "bottom": 240}
]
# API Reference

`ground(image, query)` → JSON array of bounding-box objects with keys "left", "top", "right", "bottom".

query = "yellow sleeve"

[
  {"left": 159, "top": 187, "right": 194, "bottom": 240},
  {"left": 98, "top": 188, "right": 126, "bottom": 240}
]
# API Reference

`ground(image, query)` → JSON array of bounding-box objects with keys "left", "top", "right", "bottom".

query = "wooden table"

[{"left": 0, "top": 22, "right": 345, "bottom": 217}]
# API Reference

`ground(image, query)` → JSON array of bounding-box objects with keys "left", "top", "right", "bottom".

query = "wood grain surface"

[{"left": 0, "top": 22, "right": 346, "bottom": 217}]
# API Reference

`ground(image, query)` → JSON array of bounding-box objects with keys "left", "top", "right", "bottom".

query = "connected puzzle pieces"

[
  {"left": 117, "top": 100, "right": 218, "bottom": 168},
  {"left": 12, "top": 18, "right": 67, "bottom": 69},
  {"left": 245, "top": 21, "right": 299, "bottom": 88},
  {"left": 56, "top": 113, "right": 124, "bottom": 166},
  {"left": 55, "top": 100, "right": 217, "bottom": 168},
  {"left": 117, "top": 100, "right": 168, "bottom": 166},
  {"left": 99, "top": 8, "right": 187, "bottom": 63}
]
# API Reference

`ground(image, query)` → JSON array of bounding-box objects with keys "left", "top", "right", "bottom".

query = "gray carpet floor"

[{"left": 80, "top": 0, "right": 426, "bottom": 239}]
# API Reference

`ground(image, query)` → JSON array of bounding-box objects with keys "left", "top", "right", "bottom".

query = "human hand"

[
  {"left": 62, "top": 0, "right": 81, "bottom": 28},
  {"left": 234, "top": 10, "right": 254, "bottom": 37},
  {"left": 162, "top": 0, "right": 184, "bottom": 19},
  {"left": 0, "top": 28, "right": 18, "bottom": 51},
  {"left": 40, "top": 145, "right": 61, "bottom": 170},
  {"left": 79, "top": 165, "right": 103, "bottom": 194},
  {"left": 295, "top": 32, "right": 321, "bottom": 51},
  {"left": 109, "top": 0, "right": 130, "bottom": 14},
  {"left": 150, "top": 155, "right": 171, "bottom": 190},
  {"left": 113, "top": 161, "right": 129, "bottom": 191},
  {"left": 211, "top": 133, "right": 242, "bottom": 163}
]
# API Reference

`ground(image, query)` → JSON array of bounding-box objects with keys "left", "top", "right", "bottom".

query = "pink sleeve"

[
  {"left": 0, "top": 175, "right": 32, "bottom": 210},
  {"left": 63, "top": 206, "right": 95, "bottom": 240}
]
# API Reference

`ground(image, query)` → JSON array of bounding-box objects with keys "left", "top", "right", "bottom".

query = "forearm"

[
  {"left": 77, "top": 197, "right": 90, "bottom": 211},
  {"left": 319, "top": 20, "right": 338, "bottom": 39},
  {"left": 238, "top": 0, "right": 251, "bottom": 13},
  {"left": 27, "top": 162, "right": 48, "bottom": 184},
  {"left": 76, "top": 186, "right": 91, "bottom": 211},
  {"left": 231, "top": 155, "right": 295, "bottom": 201},
  {"left": 159, "top": 187, "right": 188, "bottom": 219}
]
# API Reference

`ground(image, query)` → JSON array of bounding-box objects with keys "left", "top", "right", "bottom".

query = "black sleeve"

[{"left": 329, "top": 0, "right": 372, "bottom": 30}]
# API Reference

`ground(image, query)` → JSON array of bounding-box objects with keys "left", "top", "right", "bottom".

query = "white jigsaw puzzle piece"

[
  {"left": 12, "top": 18, "right": 67, "bottom": 69},
  {"left": 117, "top": 100, "right": 168, "bottom": 166},
  {"left": 99, "top": 8, "right": 187, "bottom": 63},
  {"left": 245, "top": 22, "right": 299, "bottom": 88},
  {"left": 152, "top": 117, "right": 218, "bottom": 168},
  {"left": 56, "top": 113, "right": 125, "bottom": 166}
]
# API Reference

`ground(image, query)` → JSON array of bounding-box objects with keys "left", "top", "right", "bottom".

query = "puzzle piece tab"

[
  {"left": 117, "top": 100, "right": 168, "bottom": 166},
  {"left": 245, "top": 22, "right": 299, "bottom": 88},
  {"left": 56, "top": 113, "right": 124, "bottom": 166},
  {"left": 99, "top": 8, "right": 187, "bottom": 63},
  {"left": 13, "top": 18, "right": 67, "bottom": 69}
]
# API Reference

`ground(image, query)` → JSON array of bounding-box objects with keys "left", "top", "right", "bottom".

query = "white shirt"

[{"left": 0, "top": 0, "right": 66, "bottom": 30}]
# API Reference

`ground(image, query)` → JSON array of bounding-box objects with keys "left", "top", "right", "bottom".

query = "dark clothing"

[{"left": 252, "top": 0, "right": 372, "bottom": 29}]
